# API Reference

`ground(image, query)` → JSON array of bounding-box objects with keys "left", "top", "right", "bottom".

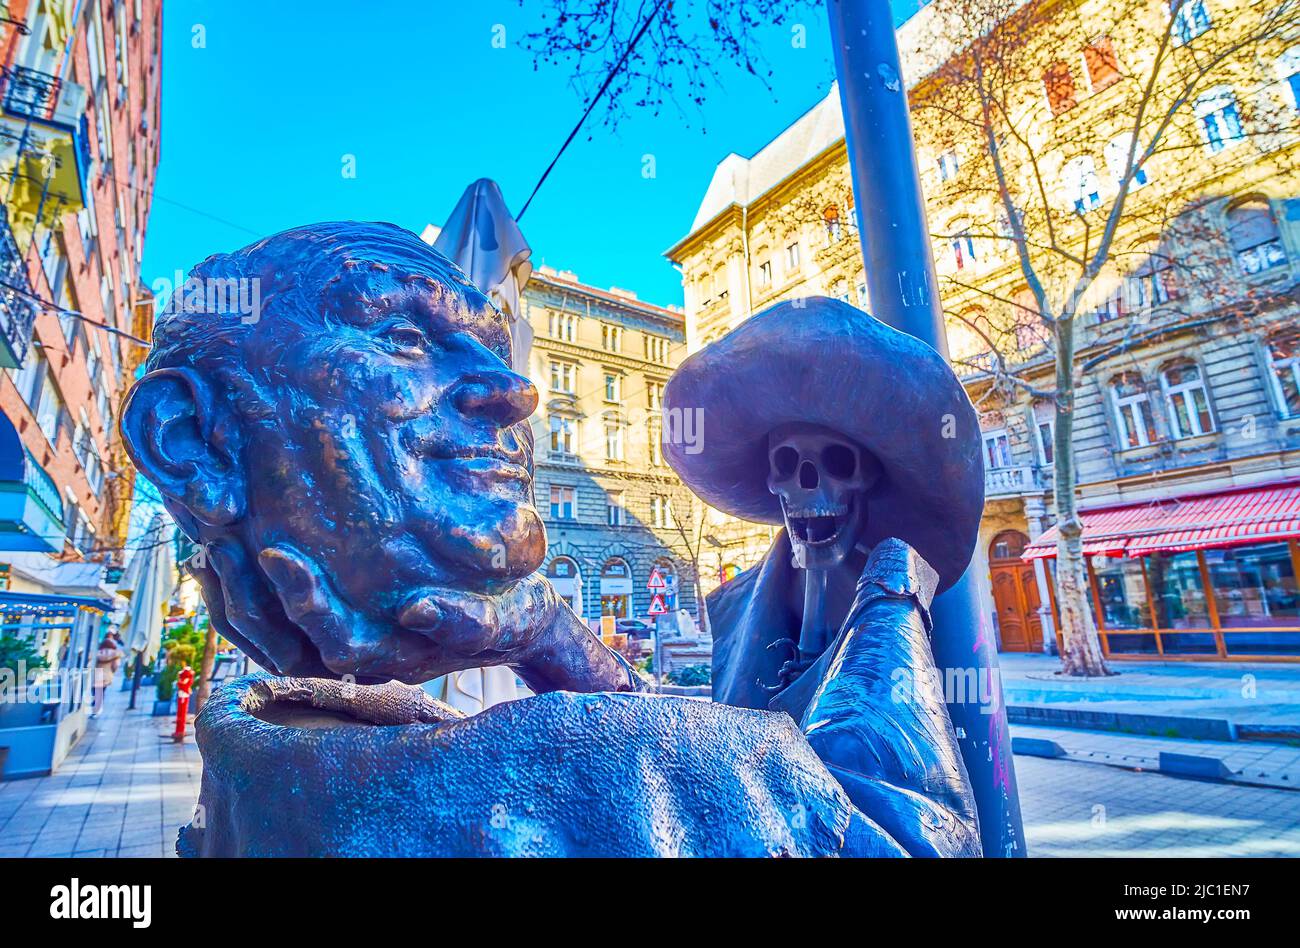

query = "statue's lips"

[{"left": 427, "top": 444, "right": 530, "bottom": 479}]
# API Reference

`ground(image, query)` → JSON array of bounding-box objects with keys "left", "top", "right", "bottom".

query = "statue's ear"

[{"left": 120, "top": 367, "right": 247, "bottom": 526}]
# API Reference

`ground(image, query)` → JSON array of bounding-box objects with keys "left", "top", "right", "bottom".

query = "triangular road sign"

[
  {"left": 647, "top": 568, "right": 667, "bottom": 590},
  {"left": 648, "top": 593, "right": 668, "bottom": 615}
]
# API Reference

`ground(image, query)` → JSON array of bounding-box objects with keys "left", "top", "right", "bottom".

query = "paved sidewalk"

[
  {"left": 0, "top": 682, "right": 200, "bottom": 858},
  {"left": 1017, "top": 755, "right": 1300, "bottom": 857},
  {"left": 998, "top": 652, "right": 1300, "bottom": 735},
  {"left": 1012, "top": 723, "right": 1300, "bottom": 789}
]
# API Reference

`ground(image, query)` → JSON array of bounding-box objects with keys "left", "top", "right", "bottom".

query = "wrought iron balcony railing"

[
  {"left": 0, "top": 205, "right": 38, "bottom": 368},
  {"left": 1, "top": 65, "right": 73, "bottom": 130}
]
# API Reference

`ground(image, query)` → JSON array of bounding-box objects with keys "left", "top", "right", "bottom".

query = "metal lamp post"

[{"left": 826, "top": 0, "right": 1026, "bottom": 856}]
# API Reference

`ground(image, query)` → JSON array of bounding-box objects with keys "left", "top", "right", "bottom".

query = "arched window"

[
  {"left": 547, "top": 556, "right": 583, "bottom": 614},
  {"left": 1266, "top": 330, "right": 1300, "bottom": 418},
  {"left": 1160, "top": 360, "right": 1215, "bottom": 438},
  {"left": 1110, "top": 372, "right": 1158, "bottom": 448},
  {"left": 1226, "top": 200, "right": 1288, "bottom": 275},
  {"left": 600, "top": 557, "right": 632, "bottom": 619},
  {"left": 989, "top": 530, "right": 1029, "bottom": 562}
]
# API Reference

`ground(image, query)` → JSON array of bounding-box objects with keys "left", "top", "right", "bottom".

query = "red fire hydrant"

[{"left": 173, "top": 665, "right": 194, "bottom": 742}]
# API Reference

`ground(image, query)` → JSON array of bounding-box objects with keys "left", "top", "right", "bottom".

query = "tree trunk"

[
  {"left": 1052, "top": 319, "right": 1111, "bottom": 677},
  {"left": 694, "top": 561, "right": 712, "bottom": 639},
  {"left": 194, "top": 620, "right": 219, "bottom": 713}
]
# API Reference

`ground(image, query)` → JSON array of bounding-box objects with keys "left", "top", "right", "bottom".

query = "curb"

[{"left": 1007, "top": 704, "right": 1238, "bottom": 741}]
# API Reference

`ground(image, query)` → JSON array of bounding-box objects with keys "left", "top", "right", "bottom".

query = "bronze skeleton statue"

[{"left": 121, "top": 222, "right": 983, "bottom": 857}]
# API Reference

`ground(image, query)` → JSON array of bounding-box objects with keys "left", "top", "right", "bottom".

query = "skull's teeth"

[{"left": 787, "top": 506, "right": 848, "bottom": 519}]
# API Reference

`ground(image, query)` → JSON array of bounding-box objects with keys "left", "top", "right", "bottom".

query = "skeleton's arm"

[{"left": 798, "top": 538, "right": 982, "bottom": 857}]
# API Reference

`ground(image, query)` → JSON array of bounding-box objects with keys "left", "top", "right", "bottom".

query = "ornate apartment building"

[
  {"left": 519, "top": 265, "right": 703, "bottom": 636},
  {"left": 0, "top": 0, "right": 160, "bottom": 595},
  {"left": 667, "top": 0, "right": 1300, "bottom": 661}
]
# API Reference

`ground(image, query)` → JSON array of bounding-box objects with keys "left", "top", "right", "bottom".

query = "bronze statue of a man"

[{"left": 123, "top": 223, "right": 981, "bottom": 857}]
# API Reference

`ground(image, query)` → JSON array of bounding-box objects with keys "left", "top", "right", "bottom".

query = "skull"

[{"left": 766, "top": 422, "right": 881, "bottom": 570}]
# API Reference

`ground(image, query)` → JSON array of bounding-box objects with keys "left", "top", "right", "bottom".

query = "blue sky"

[{"left": 142, "top": 1, "right": 922, "bottom": 309}]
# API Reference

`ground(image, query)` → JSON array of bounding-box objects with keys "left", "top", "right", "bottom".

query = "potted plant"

[{"left": 0, "top": 633, "right": 50, "bottom": 729}]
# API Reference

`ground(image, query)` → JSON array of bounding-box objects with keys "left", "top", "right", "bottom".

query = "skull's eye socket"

[
  {"left": 772, "top": 445, "right": 799, "bottom": 478},
  {"left": 822, "top": 444, "right": 857, "bottom": 479}
]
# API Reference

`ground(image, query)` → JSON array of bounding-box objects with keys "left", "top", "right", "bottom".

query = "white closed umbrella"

[
  {"left": 433, "top": 178, "right": 534, "bottom": 375},
  {"left": 428, "top": 178, "right": 535, "bottom": 713},
  {"left": 119, "top": 514, "right": 176, "bottom": 708}
]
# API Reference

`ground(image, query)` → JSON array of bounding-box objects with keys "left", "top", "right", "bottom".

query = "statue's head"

[
  {"left": 122, "top": 222, "right": 545, "bottom": 682},
  {"left": 766, "top": 422, "right": 881, "bottom": 571}
]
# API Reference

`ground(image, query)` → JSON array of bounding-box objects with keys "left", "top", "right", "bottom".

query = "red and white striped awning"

[{"left": 1022, "top": 481, "right": 1300, "bottom": 560}]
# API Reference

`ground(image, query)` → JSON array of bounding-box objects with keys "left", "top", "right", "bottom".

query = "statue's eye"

[{"left": 385, "top": 322, "right": 428, "bottom": 352}]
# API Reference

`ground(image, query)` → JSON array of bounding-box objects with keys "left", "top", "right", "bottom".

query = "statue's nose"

[{"left": 451, "top": 370, "right": 538, "bottom": 427}]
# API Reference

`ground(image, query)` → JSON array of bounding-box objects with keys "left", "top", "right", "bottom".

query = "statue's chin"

[{"left": 443, "top": 506, "right": 547, "bottom": 591}]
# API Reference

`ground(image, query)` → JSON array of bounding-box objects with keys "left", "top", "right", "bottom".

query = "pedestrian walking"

[{"left": 93, "top": 634, "right": 124, "bottom": 718}]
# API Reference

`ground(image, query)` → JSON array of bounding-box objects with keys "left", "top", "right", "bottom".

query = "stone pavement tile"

[
  {"left": 117, "top": 842, "right": 165, "bottom": 858},
  {"left": 71, "top": 848, "right": 108, "bottom": 858}
]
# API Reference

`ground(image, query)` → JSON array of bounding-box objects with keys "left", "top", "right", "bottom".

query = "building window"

[
  {"left": 1266, "top": 330, "right": 1300, "bottom": 417},
  {"left": 1043, "top": 61, "right": 1078, "bottom": 115},
  {"left": 1104, "top": 133, "right": 1148, "bottom": 188},
  {"left": 36, "top": 374, "right": 63, "bottom": 446},
  {"left": 951, "top": 229, "right": 978, "bottom": 270},
  {"left": 1092, "top": 285, "right": 1124, "bottom": 323},
  {"left": 644, "top": 334, "right": 670, "bottom": 365},
  {"left": 1172, "top": 0, "right": 1211, "bottom": 45},
  {"left": 699, "top": 272, "right": 714, "bottom": 307},
  {"left": 1131, "top": 256, "right": 1172, "bottom": 308},
  {"left": 647, "top": 419, "right": 663, "bottom": 467},
  {"left": 1032, "top": 402, "right": 1056, "bottom": 466},
  {"left": 824, "top": 205, "right": 844, "bottom": 243},
  {"left": 937, "top": 150, "right": 960, "bottom": 181},
  {"left": 982, "top": 429, "right": 1012, "bottom": 469},
  {"left": 856, "top": 282, "right": 868, "bottom": 309},
  {"left": 601, "top": 323, "right": 622, "bottom": 352},
  {"left": 549, "top": 311, "right": 577, "bottom": 342},
  {"left": 646, "top": 380, "right": 664, "bottom": 411},
  {"left": 1194, "top": 87, "right": 1245, "bottom": 154},
  {"left": 785, "top": 242, "right": 801, "bottom": 271},
  {"left": 12, "top": 349, "right": 47, "bottom": 411},
  {"left": 1110, "top": 372, "right": 1159, "bottom": 448},
  {"left": 1161, "top": 360, "right": 1214, "bottom": 438},
  {"left": 650, "top": 494, "right": 673, "bottom": 528},
  {"left": 549, "top": 415, "right": 577, "bottom": 459},
  {"left": 549, "top": 485, "right": 576, "bottom": 520},
  {"left": 604, "top": 422, "right": 624, "bottom": 462},
  {"left": 1083, "top": 37, "right": 1121, "bottom": 91},
  {"left": 607, "top": 491, "right": 625, "bottom": 526},
  {"left": 1278, "top": 45, "right": 1300, "bottom": 110},
  {"left": 603, "top": 372, "right": 622, "bottom": 403},
  {"left": 549, "top": 360, "right": 576, "bottom": 394},
  {"left": 758, "top": 260, "right": 772, "bottom": 286},
  {"left": 1226, "top": 200, "right": 1288, "bottom": 275},
  {"left": 1062, "top": 155, "right": 1102, "bottom": 213}
]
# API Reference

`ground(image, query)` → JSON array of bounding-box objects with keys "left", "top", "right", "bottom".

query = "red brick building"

[{"left": 0, "top": 0, "right": 160, "bottom": 591}]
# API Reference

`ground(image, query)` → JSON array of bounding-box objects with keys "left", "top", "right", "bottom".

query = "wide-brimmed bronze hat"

[{"left": 662, "top": 297, "right": 983, "bottom": 592}]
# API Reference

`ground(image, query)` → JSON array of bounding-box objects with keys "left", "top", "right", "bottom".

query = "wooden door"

[{"left": 990, "top": 531, "right": 1043, "bottom": 652}]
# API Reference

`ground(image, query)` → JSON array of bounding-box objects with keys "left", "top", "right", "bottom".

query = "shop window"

[
  {"left": 1148, "top": 551, "right": 1217, "bottom": 657},
  {"left": 1160, "top": 360, "right": 1215, "bottom": 438},
  {"left": 1206, "top": 543, "right": 1298, "bottom": 630}
]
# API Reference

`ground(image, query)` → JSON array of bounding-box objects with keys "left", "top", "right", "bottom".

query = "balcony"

[
  {"left": 985, "top": 465, "right": 1043, "bottom": 498},
  {"left": 0, "top": 415, "right": 66, "bottom": 553},
  {"left": 0, "top": 205, "right": 38, "bottom": 368},
  {"left": 0, "top": 66, "right": 90, "bottom": 226}
]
